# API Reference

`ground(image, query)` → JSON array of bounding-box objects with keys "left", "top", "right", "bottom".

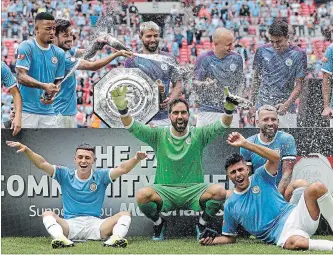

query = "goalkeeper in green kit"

[{"left": 111, "top": 85, "right": 242, "bottom": 241}]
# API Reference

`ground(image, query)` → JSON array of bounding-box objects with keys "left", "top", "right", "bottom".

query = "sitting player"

[{"left": 6, "top": 141, "right": 147, "bottom": 248}]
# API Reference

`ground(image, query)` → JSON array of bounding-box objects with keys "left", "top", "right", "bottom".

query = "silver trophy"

[{"left": 94, "top": 68, "right": 159, "bottom": 128}]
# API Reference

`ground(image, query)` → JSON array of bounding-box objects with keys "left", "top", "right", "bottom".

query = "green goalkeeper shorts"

[{"left": 151, "top": 183, "right": 212, "bottom": 212}]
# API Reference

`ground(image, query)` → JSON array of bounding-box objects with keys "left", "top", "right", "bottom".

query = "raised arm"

[
  {"left": 200, "top": 235, "right": 236, "bottom": 246},
  {"left": 111, "top": 85, "right": 133, "bottom": 127},
  {"left": 227, "top": 132, "right": 280, "bottom": 175},
  {"left": 110, "top": 151, "right": 147, "bottom": 180},
  {"left": 6, "top": 141, "right": 54, "bottom": 176},
  {"left": 77, "top": 50, "right": 133, "bottom": 71}
]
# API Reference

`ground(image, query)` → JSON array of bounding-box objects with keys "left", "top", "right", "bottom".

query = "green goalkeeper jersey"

[{"left": 127, "top": 119, "right": 228, "bottom": 185}]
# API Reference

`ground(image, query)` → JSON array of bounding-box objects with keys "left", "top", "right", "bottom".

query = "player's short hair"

[
  {"left": 55, "top": 19, "right": 71, "bottom": 36},
  {"left": 35, "top": 12, "right": 55, "bottom": 22},
  {"left": 256, "top": 105, "right": 277, "bottom": 120},
  {"left": 268, "top": 20, "right": 289, "bottom": 37},
  {"left": 168, "top": 98, "right": 190, "bottom": 114},
  {"left": 76, "top": 143, "right": 95, "bottom": 154},
  {"left": 140, "top": 21, "right": 160, "bottom": 36},
  {"left": 225, "top": 153, "right": 246, "bottom": 171}
]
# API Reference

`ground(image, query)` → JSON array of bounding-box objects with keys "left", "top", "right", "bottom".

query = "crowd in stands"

[{"left": 1, "top": 0, "right": 333, "bottom": 127}]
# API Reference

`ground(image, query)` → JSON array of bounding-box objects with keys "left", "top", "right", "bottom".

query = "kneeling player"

[{"left": 6, "top": 141, "right": 147, "bottom": 248}]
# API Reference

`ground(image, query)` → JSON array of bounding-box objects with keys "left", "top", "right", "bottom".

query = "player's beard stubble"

[
  {"left": 171, "top": 117, "right": 188, "bottom": 133},
  {"left": 260, "top": 124, "right": 278, "bottom": 140},
  {"left": 143, "top": 40, "right": 159, "bottom": 53}
]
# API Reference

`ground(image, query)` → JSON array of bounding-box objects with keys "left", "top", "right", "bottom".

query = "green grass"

[{"left": 2, "top": 236, "right": 333, "bottom": 254}]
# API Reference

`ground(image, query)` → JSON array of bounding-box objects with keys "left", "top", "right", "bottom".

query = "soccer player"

[
  {"left": 124, "top": 21, "right": 182, "bottom": 126},
  {"left": 193, "top": 27, "right": 245, "bottom": 127},
  {"left": 53, "top": 19, "right": 133, "bottom": 128},
  {"left": 251, "top": 20, "right": 307, "bottom": 128},
  {"left": 1, "top": 61, "right": 22, "bottom": 135},
  {"left": 15, "top": 12, "right": 65, "bottom": 128},
  {"left": 321, "top": 42, "right": 333, "bottom": 128},
  {"left": 240, "top": 105, "right": 297, "bottom": 199},
  {"left": 6, "top": 141, "right": 148, "bottom": 248},
  {"left": 200, "top": 132, "right": 333, "bottom": 251},
  {"left": 110, "top": 85, "right": 242, "bottom": 241}
]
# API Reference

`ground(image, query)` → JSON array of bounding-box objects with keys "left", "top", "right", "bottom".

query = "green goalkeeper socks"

[
  {"left": 138, "top": 202, "right": 160, "bottom": 222},
  {"left": 204, "top": 199, "right": 224, "bottom": 217}
]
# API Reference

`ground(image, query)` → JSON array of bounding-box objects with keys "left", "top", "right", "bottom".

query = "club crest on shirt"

[
  {"left": 161, "top": 63, "right": 168, "bottom": 71},
  {"left": 252, "top": 186, "right": 260, "bottom": 194},
  {"left": 285, "top": 58, "right": 293, "bottom": 66},
  {"left": 186, "top": 137, "right": 191, "bottom": 144},
  {"left": 230, "top": 63, "right": 237, "bottom": 71},
  {"left": 51, "top": 56, "right": 58, "bottom": 64},
  {"left": 89, "top": 182, "right": 98, "bottom": 192}
]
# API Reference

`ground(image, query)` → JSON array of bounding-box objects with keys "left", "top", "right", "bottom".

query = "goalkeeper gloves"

[{"left": 110, "top": 85, "right": 129, "bottom": 116}]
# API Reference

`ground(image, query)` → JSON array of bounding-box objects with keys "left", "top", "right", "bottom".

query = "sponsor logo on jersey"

[{"left": 17, "top": 54, "right": 25, "bottom": 60}]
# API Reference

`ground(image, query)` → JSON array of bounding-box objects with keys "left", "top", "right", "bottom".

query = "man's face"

[
  {"left": 74, "top": 149, "right": 96, "bottom": 173},
  {"left": 35, "top": 20, "right": 56, "bottom": 44},
  {"left": 140, "top": 29, "right": 159, "bottom": 53},
  {"left": 169, "top": 102, "right": 189, "bottom": 133},
  {"left": 270, "top": 35, "right": 289, "bottom": 53},
  {"left": 227, "top": 161, "right": 250, "bottom": 191},
  {"left": 56, "top": 26, "right": 74, "bottom": 51},
  {"left": 257, "top": 110, "right": 279, "bottom": 139},
  {"left": 214, "top": 34, "right": 234, "bottom": 57}
]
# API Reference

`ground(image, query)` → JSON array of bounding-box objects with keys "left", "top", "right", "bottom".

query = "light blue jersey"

[
  {"left": 253, "top": 44, "right": 307, "bottom": 113},
  {"left": 53, "top": 165, "right": 112, "bottom": 219},
  {"left": 16, "top": 39, "right": 65, "bottom": 115},
  {"left": 321, "top": 43, "right": 333, "bottom": 108},
  {"left": 54, "top": 48, "right": 80, "bottom": 116},
  {"left": 194, "top": 50, "right": 244, "bottom": 112},
  {"left": 1, "top": 61, "right": 17, "bottom": 89},
  {"left": 240, "top": 131, "right": 296, "bottom": 186},
  {"left": 222, "top": 166, "right": 295, "bottom": 244}
]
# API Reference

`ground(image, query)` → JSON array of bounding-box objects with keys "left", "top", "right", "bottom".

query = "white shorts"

[
  {"left": 196, "top": 111, "right": 240, "bottom": 128},
  {"left": 278, "top": 113, "right": 297, "bottom": 128},
  {"left": 65, "top": 216, "right": 106, "bottom": 241},
  {"left": 277, "top": 194, "right": 320, "bottom": 247},
  {"left": 22, "top": 112, "right": 57, "bottom": 128},
  {"left": 56, "top": 114, "right": 77, "bottom": 128}
]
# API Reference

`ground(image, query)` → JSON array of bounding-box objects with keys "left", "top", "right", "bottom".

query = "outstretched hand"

[
  {"left": 227, "top": 132, "right": 246, "bottom": 147},
  {"left": 110, "top": 85, "right": 128, "bottom": 111},
  {"left": 135, "top": 151, "right": 148, "bottom": 160},
  {"left": 6, "top": 141, "right": 27, "bottom": 153}
]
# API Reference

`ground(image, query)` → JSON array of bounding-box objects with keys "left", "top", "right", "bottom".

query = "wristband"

[
  {"left": 118, "top": 108, "right": 129, "bottom": 116},
  {"left": 224, "top": 109, "right": 234, "bottom": 115}
]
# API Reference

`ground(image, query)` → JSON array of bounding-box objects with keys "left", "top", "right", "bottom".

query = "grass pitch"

[{"left": 2, "top": 236, "right": 333, "bottom": 254}]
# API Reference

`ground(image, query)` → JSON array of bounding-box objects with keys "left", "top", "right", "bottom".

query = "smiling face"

[
  {"left": 227, "top": 160, "right": 250, "bottom": 192},
  {"left": 141, "top": 29, "right": 160, "bottom": 53},
  {"left": 74, "top": 149, "right": 96, "bottom": 174},
  {"left": 257, "top": 109, "right": 279, "bottom": 140},
  {"left": 55, "top": 26, "right": 74, "bottom": 51},
  {"left": 169, "top": 102, "right": 189, "bottom": 133}
]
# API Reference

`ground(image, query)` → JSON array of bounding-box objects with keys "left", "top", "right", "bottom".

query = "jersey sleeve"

[
  {"left": 255, "top": 165, "right": 276, "bottom": 185},
  {"left": 253, "top": 47, "right": 262, "bottom": 74},
  {"left": 281, "top": 134, "right": 297, "bottom": 161},
  {"left": 322, "top": 46, "right": 333, "bottom": 74},
  {"left": 221, "top": 202, "right": 238, "bottom": 236},
  {"left": 193, "top": 54, "right": 207, "bottom": 81},
  {"left": 52, "top": 165, "right": 69, "bottom": 184},
  {"left": 124, "top": 57, "right": 134, "bottom": 68},
  {"left": 16, "top": 41, "right": 32, "bottom": 71},
  {"left": 126, "top": 119, "right": 159, "bottom": 148},
  {"left": 98, "top": 168, "right": 113, "bottom": 185},
  {"left": 198, "top": 118, "right": 228, "bottom": 147},
  {"left": 1, "top": 62, "right": 17, "bottom": 89},
  {"left": 295, "top": 50, "right": 307, "bottom": 78},
  {"left": 69, "top": 48, "right": 77, "bottom": 57},
  {"left": 55, "top": 50, "right": 65, "bottom": 80},
  {"left": 240, "top": 147, "right": 252, "bottom": 165}
]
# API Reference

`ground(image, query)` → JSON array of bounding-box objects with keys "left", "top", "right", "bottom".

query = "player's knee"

[
  {"left": 208, "top": 184, "right": 226, "bottom": 200},
  {"left": 136, "top": 187, "right": 155, "bottom": 203},
  {"left": 284, "top": 236, "right": 307, "bottom": 250},
  {"left": 42, "top": 211, "right": 56, "bottom": 218},
  {"left": 291, "top": 179, "right": 308, "bottom": 189},
  {"left": 308, "top": 182, "right": 328, "bottom": 198}
]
